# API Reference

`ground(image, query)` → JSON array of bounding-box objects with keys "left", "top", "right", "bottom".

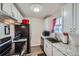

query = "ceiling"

[{"left": 15, "top": 3, "right": 64, "bottom": 19}]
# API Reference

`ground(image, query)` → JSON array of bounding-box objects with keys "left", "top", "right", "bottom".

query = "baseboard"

[
  {"left": 31, "top": 44, "right": 41, "bottom": 47},
  {"left": 31, "top": 45, "right": 41, "bottom": 48}
]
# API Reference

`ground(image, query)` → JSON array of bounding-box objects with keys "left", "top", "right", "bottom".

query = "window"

[{"left": 54, "top": 16, "right": 62, "bottom": 33}]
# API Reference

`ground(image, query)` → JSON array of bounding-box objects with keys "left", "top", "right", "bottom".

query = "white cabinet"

[
  {"left": 63, "top": 4, "right": 73, "bottom": 33},
  {"left": 76, "top": 4, "right": 79, "bottom": 34},
  {"left": 53, "top": 47, "right": 64, "bottom": 56},
  {"left": 63, "top": 3, "right": 79, "bottom": 34},
  {"left": 0, "top": 3, "right": 1, "bottom": 11},
  {"left": 17, "top": 11, "right": 23, "bottom": 23},
  {"left": 12, "top": 4, "right": 18, "bottom": 18},
  {"left": 3, "top": 3, "right": 12, "bottom": 16},
  {"left": 44, "top": 39, "right": 65, "bottom": 56},
  {"left": 12, "top": 4, "right": 23, "bottom": 23},
  {"left": 2, "top": 3, "right": 24, "bottom": 23},
  {"left": 44, "top": 39, "right": 53, "bottom": 56},
  {"left": 44, "top": 17, "right": 52, "bottom": 31}
]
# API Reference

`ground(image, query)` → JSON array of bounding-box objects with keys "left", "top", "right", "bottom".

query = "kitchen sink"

[{"left": 46, "top": 38, "right": 59, "bottom": 43}]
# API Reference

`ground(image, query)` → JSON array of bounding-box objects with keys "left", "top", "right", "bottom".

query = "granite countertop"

[
  {"left": 41, "top": 35, "right": 79, "bottom": 56},
  {"left": 52, "top": 42, "right": 79, "bottom": 56}
]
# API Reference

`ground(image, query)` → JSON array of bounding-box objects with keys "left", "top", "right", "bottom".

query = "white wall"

[
  {"left": 52, "top": 9, "right": 62, "bottom": 17},
  {"left": 43, "top": 17, "right": 53, "bottom": 31},
  {"left": 27, "top": 17, "right": 43, "bottom": 46}
]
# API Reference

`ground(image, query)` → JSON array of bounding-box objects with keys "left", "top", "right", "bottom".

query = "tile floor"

[
  {"left": 11, "top": 45, "right": 45, "bottom": 56},
  {"left": 26, "top": 45, "right": 45, "bottom": 56}
]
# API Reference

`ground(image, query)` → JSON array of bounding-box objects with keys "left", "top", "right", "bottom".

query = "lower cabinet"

[
  {"left": 53, "top": 47, "right": 64, "bottom": 56},
  {"left": 44, "top": 39, "right": 53, "bottom": 56},
  {"left": 44, "top": 39, "right": 65, "bottom": 56}
]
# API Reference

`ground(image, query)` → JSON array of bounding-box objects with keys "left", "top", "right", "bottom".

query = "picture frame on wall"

[{"left": 4, "top": 25, "right": 10, "bottom": 35}]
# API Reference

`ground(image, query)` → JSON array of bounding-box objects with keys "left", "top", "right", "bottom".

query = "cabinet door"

[
  {"left": 63, "top": 4, "right": 73, "bottom": 33},
  {"left": 12, "top": 4, "right": 23, "bottom": 23},
  {"left": 76, "top": 4, "right": 79, "bottom": 34},
  {"left": 0, "top": 3, "right": 1, "bottom": 11},
  {"left": 73, "top": 4, "right": 77, "bottom": 33},
  {"left": 12, "top": 4, "right": 18, "bottom": 18},
  {"left": 17, "top": 11, "right": 23, "bottom": 23},
  {"left": 53, "top": 47, "right": 64, "bottom": 56},
  {"left": 44, "top": 17, "right": 52, "bottom": 31},
  {"left": 3, "top": 3, "right": 12, "bottom": 16},
  {"left": 44, "top": 39, "right": 48, "bottom": 55},
  {"left": 46, "top": 42, "right": 53, "bottom": 56},
  {"left": 44, "top": 39, "right": 53, "bottom": 56}
]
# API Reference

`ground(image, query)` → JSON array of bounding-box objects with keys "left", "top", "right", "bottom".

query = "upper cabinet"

[
  {"left": 63, "top": 4, "right": 73, "bottom": 33},
  {"left": 17, "top": 9, "right": 24, "bottom": 23},
  {"left": 62, "top": 3, "right": 79, "bottom": 34},
  {"left": 3, "top": 3, "right": 12, "bottom": 16},
  {"left": 76, "top": 4, "right": 79, "bottom": 34},
  {"left": 11, "top": 4, "right": 18, "bottom": 18},
  {"left": 0, "top": 3, "right": 1, "bottom": 11},
  {"left": 44, "top": 17, "right": 53, "bottom": 31},
  {"left": 0, "top": 3, "right": 24, "bottom": 23},
  {"left": 12, "top": 4, "right": 24, "bottom": 23}
]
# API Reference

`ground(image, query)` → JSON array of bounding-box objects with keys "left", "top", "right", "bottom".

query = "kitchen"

[{"left": 0, "top": 3, "right": 79, "bottom": 56}]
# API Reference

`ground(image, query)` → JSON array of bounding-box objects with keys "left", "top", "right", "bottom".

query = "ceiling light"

[{"left": 31, "top": 5, "right": 42, "bottom": 12}]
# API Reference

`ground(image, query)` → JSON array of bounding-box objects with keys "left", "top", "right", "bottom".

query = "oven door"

[
  {"left": 0, "top": 41, "right": 12, "bottom": 56},
  {"left": 0, "top": 36, "right": 11, "bottom": 44}
]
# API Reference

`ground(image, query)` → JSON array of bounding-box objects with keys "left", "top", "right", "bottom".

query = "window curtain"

[{"left": 50, "top": 18, "right": 56, "bottom": 32}]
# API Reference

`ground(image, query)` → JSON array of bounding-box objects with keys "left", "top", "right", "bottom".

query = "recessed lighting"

[{"left": 31, "top": 4, "right": 42, "bottom": 12}]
